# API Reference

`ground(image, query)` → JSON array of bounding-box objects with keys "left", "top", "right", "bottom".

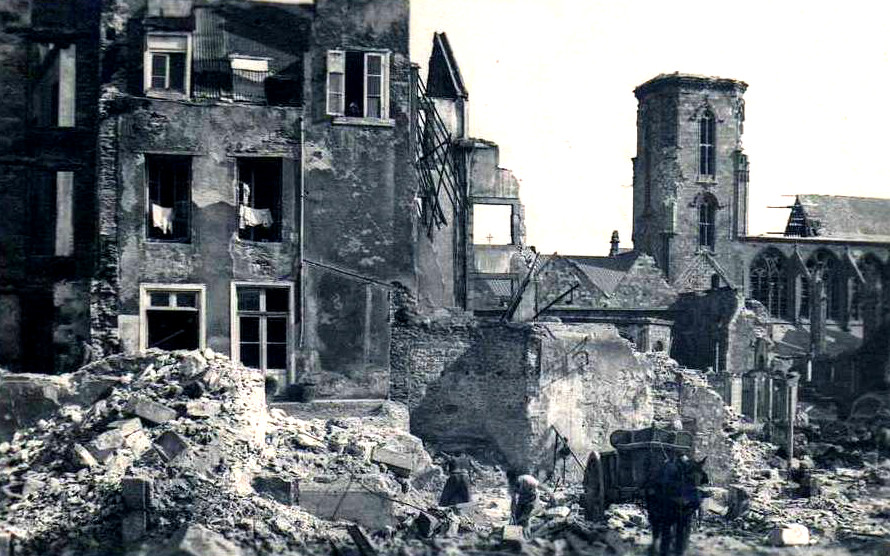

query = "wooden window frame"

[
  {"left": 230, "top": 282, "right": 294, "bottom": 374},
  {"left": 138, "top": 283, "right": 206, "bottom": 351},
  {"left": 144, "top": 33, "right": 192, "bottom": 98},
  {"left": 326, "top": 49, "right": 391, "bottom": 121}
]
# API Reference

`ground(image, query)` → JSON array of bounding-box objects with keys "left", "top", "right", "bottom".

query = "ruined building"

[
  {"left": 629, "top": 73, "right": 890, "bottom": 412},
  {"left": 0, "top": 0, "right": 535, "bottom": 402}
]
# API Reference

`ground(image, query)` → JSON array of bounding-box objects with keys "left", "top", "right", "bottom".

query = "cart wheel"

[{"left": 583, "top": 451, "right": 605, "bottom": 521}]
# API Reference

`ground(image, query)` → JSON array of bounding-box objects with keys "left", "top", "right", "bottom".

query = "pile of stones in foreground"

[{"left": 0, "top": 350, "right": 438, "bottom": 555}]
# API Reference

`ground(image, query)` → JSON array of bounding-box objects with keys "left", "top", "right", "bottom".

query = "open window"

[
  {"left": 326, "top": 50, "right": 390, "bottom": 119},
  {"left": 140, "top": 285, "right": 205, "bottom": 351},
  {"left": 146, "top": 155, "right": 191, "bottom": 241},
  {"left": 30, "top": 43, "right": 76, "bottom": 127},
  {"left": 472, "top": 204, "right": 513, "bottom": 245},
  {"left": 233, "top": 284, "right": 292, "bottom": 372},
  {"left": 237, "top": 158, "right": 282, "bottom": 242},
  {"left": 144, "top": 34, "right": 191, "bottom": 97}
]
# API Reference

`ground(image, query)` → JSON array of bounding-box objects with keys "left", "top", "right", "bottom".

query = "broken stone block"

[
  {"left": 414, "top": 512, "right": 439, "bottom": 538},
  {"left": 88, "top": 429, "right": 126, "bottom": 462},
  {"left": 371, "top": 447, "right": 417, "bottom": 478},
  {"left": 294, "top": 432, "right": 325, "bottom": 450},
  {"left": 124, "top": 430, "right": 152, "bottom": 456},
  {"left": 154, "top": 431, "right": 189, "bottom": 462},
  {"left": 165, "top": 524, "right": 241, "bottom": 556},
  {"left": 72, "top": 443, "right": 99, "bottom": 468},
  {"left": 299, "top": 478, "right": 395, "bottom": 530},
  {"left": 129, "top": 397, "right": 178, "bottom": 425},
  {"left": 252, "top": 475, "right": 299, "bottom": 505},
  {"left": 109, "top": 417, "right": 142, "bottom": 436},
  {"left": 121, "top": 511, "right": 147, "bottom": 544},
  {"left": 544, "top": 506, "right": 571, "bottom": 518},
  {"left": 769, "top": 524, "right": 810, "bottom": 546},
  {"left": 502, "top": 524, "right": 524, "bottom": 546},
  {"left": 186, "top": 399, "right": 221, "bottom": 418},
  {"left": 121, "top": 477, "right": 152, "bottom": 510}
]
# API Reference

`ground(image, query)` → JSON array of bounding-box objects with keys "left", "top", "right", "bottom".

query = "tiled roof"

[
  {"left": 789, "top": 195, "right": 890, "bottom": 240},
  {"left": 562, "top": 252, "right": 638, "bottom": 296}
]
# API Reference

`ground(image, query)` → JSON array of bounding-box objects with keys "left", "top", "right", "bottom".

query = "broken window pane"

[
  {"left": 168, "top": 53, "right": 186, "bottom": 92},
  {"left": 146, "top": 155, "right": 191, "bottom": 242},
  {"left": 267, "top": 344, "right": 286, "bottom": 370},
  {"left": 240, "top": 316, "right": 260, "bottom": 343},
  {"left": 237, "top": 158, "right": 282, "bottom": 242},
  {"left": 147, "top": 310, "right": 198, "bottom": 350},
  {"left": 267, "top": 317, "right": 287, "bottom": 343},
  {"left": 240, "top": 343, "right": 260, "bottom": 368},
  {"left": 265, "top": 288, "right": 289, "bottom": 312}
]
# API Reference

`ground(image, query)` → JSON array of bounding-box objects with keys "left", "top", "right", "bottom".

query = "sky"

[{"left": 410, "top": 0, "right": 890, "bottom": 256}]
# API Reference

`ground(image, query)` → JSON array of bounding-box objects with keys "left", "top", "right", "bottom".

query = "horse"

[{"left": 643, "top": 455, "right": 709, "bottom": 556}]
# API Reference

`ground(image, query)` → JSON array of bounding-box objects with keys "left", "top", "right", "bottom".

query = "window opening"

[
  {"left": 698, "top": 196, "right": 716, "bottom": 249},
  {"left": 326, "top": 50, "right": 389, "bottom": 119},
  {"left": 699, "top": 110, "right": 716, "bottom": 177},
  {"left": 235, "top": 285, "right": 290, "bottom": 372},
  {"left": 145, "top": 34, "right": 189, "bottom": 96},
  {"left": 750, "top": 252, "right": 787, "bottom": 318},
  {"left": 146, "top": 155, "right": 191, "bottom": 241},
  {"left": 472, "top": 204, "right": 513, "bottom": 245},
  {"left": 237, "top": 158, "right": 282, "bottom": 242},
  {"left": 144, "top": 288, "right": 202, "bottom": 350}
]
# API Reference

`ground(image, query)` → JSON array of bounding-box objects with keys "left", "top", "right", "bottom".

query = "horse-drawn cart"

[{"left": 583, "top": 426, "right": 695, "bottom": 520}]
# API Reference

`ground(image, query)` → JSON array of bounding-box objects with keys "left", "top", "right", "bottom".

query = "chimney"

[{"left": 609, "top": 230, "right": 620, "bottom": 257}]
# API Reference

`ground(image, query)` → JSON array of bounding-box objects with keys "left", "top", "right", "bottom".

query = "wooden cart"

[{"left": 583, "top": 426, "right": 695, "bottom": 520}]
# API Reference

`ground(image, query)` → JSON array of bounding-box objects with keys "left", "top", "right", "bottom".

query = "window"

[
  {"left": 807, "top": 251, "right": 843, "bottom": 321},
  {"left": 233, "top": 285, "right": 292, "bottom": 372},
  {"left": 799, "top": 276, "right": 810, "bottom": 320},
  {"left": 326, "top": 50, "right": 390, "bottom": 119},
  {"left": 230, "top": 56, "right": 271, "bottom": 103},
  {"left": 698, "top": 195, "right": 717, "bottom": 249},
  {"left": 146, "top": 155, "right": 191, "bottom": 241},
  {"left": 29, "top": 171, "right": 73, "bottom": 256},
  {"left": 140, "top": 285, "right": 205, "bottom": 351},
  {"left": 699, "top": 110, "right": 716, "bottom": 177},
  {"left": 30, "top": 43, "right": 76, "bottom": 127},
  {"left": 749, "top": 251, "right": 787, "bottom": 318},
  {"left": 472, "top": 204, "right": 513, "bottom": 245},
  {"left": 144, "top": 34, "right": 190, "bottom": 97},
  {"left": 237, "top": 158, "right": 282, "bottom": 242}
]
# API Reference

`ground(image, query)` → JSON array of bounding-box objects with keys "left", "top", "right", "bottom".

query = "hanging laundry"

[
  {"left": 239, "top": 205, "right": 274, "bottom": 229},
  {"left": 151, "top": 203, "right": 174, "bottom": 235}
]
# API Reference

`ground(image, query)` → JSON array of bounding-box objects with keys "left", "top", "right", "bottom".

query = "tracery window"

[{"left": 750, "top": 251, "right": 787, "bottom": 318}]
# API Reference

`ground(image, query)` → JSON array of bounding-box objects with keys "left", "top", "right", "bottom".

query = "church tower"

[{"left": 631, "top": 73, "right": 749, "bottom": 290}]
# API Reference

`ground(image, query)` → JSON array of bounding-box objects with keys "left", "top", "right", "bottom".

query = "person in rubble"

[
  {"left": 509, "top": 472, "right": 541, "bottom": 528},
  {"left": 439, "top": 454, "right": 476, "bottom": 506}
]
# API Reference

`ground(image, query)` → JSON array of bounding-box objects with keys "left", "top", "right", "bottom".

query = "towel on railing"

[
  {"left": 151, "top": 203, "right": 174, "bottom": 235},
  {"left": 239, "top": 205, "right": 274, "bottom": 229}
]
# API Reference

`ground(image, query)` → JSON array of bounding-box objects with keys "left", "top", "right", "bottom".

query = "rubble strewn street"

[{"left": 0, "top": 351, "right": 887, "bottom": 555}]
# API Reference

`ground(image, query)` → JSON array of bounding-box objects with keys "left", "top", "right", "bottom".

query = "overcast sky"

[{"left": 410, "top": 0, "right": 890, "bottom": 256}]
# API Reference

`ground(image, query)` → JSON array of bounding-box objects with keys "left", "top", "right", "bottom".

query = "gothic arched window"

[
  {"left": 699, "top": 109, "right": 716, "bottom": 177},
  {"left": 698, "top": 194, "right": 717, "bottom": 249},
  {"left": 807, "top": 250, "right": 843, "bottom": 321},
  {"left": 750, "top": 250, "right": 787, "bottom": 318}
]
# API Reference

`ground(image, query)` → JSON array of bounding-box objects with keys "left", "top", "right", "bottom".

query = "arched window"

[
  {"left": 799, "top": 275, "right": 810, "bottom": 320},
  {"left": 807, "top": 251, "right": 843, "bottom": 321},
  {"left": 857, "top": 255, "right": 884, "bottom": 323},
  {"left": 698, "top": 195, "right": 717, "bottom": 249},
  {"left": 750, "top": 250, "right": 787, "bottom": 318},
  {"left": 699, "top": 110, "right": 716, "bottom": 177}
]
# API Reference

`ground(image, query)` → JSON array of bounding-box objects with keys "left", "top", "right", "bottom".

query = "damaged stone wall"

[{"left": 391, "top": 315, "right": 657, "bottom": 477}]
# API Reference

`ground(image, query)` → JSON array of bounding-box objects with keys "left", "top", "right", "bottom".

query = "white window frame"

[
  {"left": 143, "top": 33, "right": 192, "bottom": 97},
  {"left": 326, "top": 49, "right": 390, "bottom": 120},
  {"left": 139, "top": 284, "right": 206, "bottom": 351},
  {"left": 230, "top": 282, "right": 294, "bottom": 374}
]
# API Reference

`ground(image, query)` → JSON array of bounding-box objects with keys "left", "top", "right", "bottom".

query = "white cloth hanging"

[
  {"left": 151, "top": 203, "right": 174, "bottom": 235},
  {"left": 239, "top": 205, "right": 274, "bottom": 229}
]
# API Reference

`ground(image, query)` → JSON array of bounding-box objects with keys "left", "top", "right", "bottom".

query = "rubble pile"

[{"left": 0, "top": 350, "right": 440, "bottom": 555}]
